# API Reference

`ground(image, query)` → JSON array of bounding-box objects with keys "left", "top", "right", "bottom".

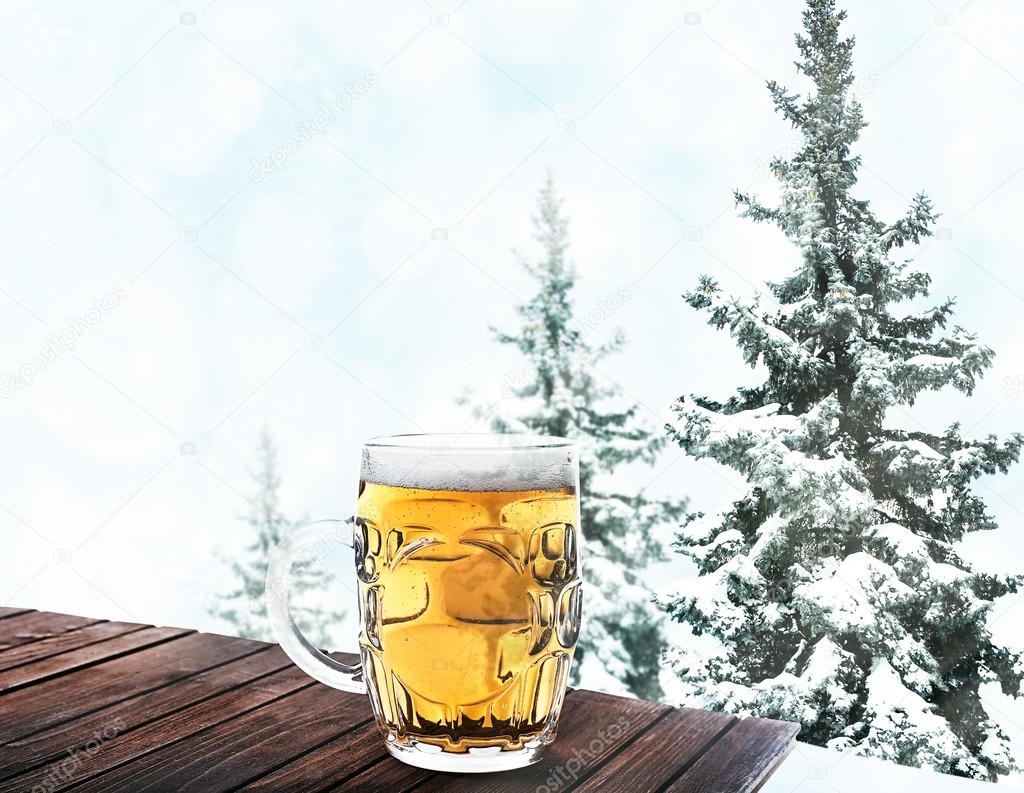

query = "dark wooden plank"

[
  {"left": 328, "top": 750, "right": 430, "bottom": 793},
  {"left": 0, "top": 624, "right": 187, "bottom": 694},
  {"left": 0, "top": 611, "right": 102, "bottom": 652},
  {"left": 0, "top": 638, "right": 278, "bottom": 781},
  {"left": 573, "top": 707, "right": 737, "bottom": 792},
  {"left": 0, "top": 630, "right": 248, "bottom": 743},
  {"left": 749, "top": 741, "right": 796, "bottom": 793},
  {"left": 241, "top": 720, "right": 406, "bottom": 792},
  {"left": 0, "top": 620, "right": 144, "bottom": 673},
  {"left": 0, "top": 613, "right": 799, "bottom": 793},
  {"left": 5, "top": 661, "right": 328, "bottom": 792},
  {"left": 409, "top": 689, "right": 670, "bottom": 793},
  {"left": 664, "top": 717, "right": 799, "bottom": 793},
  {"left": 68, "top": 677, "right": 375, "bottom": 792},
  {"left": 0, "top": 607, "right": 34, "bottom": 620}
]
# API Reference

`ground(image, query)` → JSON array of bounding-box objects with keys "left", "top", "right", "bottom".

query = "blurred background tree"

[
  {"left": 209, "top": 427, "right": 345, "bottom": 648},
  {"left": 463, "top": 174, "right": 684, "bottom": 700}
]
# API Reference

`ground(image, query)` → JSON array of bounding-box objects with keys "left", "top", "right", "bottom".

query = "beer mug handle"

[{"left": 266, "top": 519, "right": 366, "bottom": 694}]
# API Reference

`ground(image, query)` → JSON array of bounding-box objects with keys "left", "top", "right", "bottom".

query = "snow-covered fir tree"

[
  {"left": 464, "top": 174, "right": 683, "bottom": 700},
  {"left": 660, "top": 0, "right": 1023, "bottom": 780},
  {"left": 210, "top": 428, "right": 345, "bottom": 648}
]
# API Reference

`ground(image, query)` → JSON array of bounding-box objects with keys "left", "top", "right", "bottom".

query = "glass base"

[{"left": 385, "top": 740, "right": 544, "bottom": 773}]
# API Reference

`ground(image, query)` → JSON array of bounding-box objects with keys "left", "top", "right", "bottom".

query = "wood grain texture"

[
  {"left": 234, "top": 725, "right": 393, "bottom": 790},
  {"left": 0, "top": 611, "right": 101, "bottom": 652},
  {"left": 326, "top": 749, "right": 431, "bottom": 793},
  {"left": 67, "top": 676, "right": 374, "bottom": 792},
  {"left": 663, "top": 717, "right": 801, "bottom": 793},
  {"left": 0, "top": 607, "right": 34, "bottom": 620},
  {"left": 239, "top": 720, "right": 398, "bottom": 792},
  {"left": 7, "top": 663, "right": 321, "bottom": 792},
  {"left": 573, "top": 707, "right": 738, "bottom": 792},
  {"left": 0, "top": 613, "right": 799, "bottom": 793},
  {"left": 0, "top": 619, "right": 144, "bottom": 673},
  {"left": 0, "top": 624, "right": 187, "bottom": 694},
  {"left": 410, "top": 689, "right": 671, "bottom": 793},
  {"left": 0, "top": 630, "right": 245, "bottom": 744},
  {"left": 0, "top": 640, "right": 278, "bottom": 782}
]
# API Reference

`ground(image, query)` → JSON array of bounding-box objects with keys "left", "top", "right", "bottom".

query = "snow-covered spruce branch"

[{"left": 661, "top": 0, "right": 1023, "bottom": 781}]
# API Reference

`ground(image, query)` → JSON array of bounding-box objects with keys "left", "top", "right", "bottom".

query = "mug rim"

[{"left": 363, "top": 433, "right": 575, "bottom": 451}]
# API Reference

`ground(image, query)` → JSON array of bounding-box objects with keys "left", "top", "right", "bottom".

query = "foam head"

[{"left": 360, "top": 434, "right": 577, "bottom": 492}]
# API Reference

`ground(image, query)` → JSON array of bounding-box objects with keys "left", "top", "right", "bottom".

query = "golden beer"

[
  {"left": 267, "top": 433, "right": 580, "bottom": 772},
  {"left": 355, "top": 480, "right": 582, "bottom": 756}
]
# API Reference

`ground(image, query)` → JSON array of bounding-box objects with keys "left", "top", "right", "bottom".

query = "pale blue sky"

[{"left": 1, "top": 2, "right": 1022, "bottom": 760}]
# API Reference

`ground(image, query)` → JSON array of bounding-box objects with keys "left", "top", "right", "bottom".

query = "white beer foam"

[{"left": 360, "top": 434, "right": 577, "bottom": 492}]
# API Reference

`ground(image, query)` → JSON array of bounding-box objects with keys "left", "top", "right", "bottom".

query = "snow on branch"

[
  {"left": 879, "top": 193, "right": 937, "bottom": 252},
  {"left": 685, "top": 277, "right": 827, "bottom": 381}
]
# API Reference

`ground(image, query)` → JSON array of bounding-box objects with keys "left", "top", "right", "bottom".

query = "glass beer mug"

[{"left": 267, "top": 434, "right": 582, "bottom": 773}]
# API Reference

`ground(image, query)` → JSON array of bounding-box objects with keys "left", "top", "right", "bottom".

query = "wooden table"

[{"left": 0, "top": 608, "right": 798, "bottom": 792}]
